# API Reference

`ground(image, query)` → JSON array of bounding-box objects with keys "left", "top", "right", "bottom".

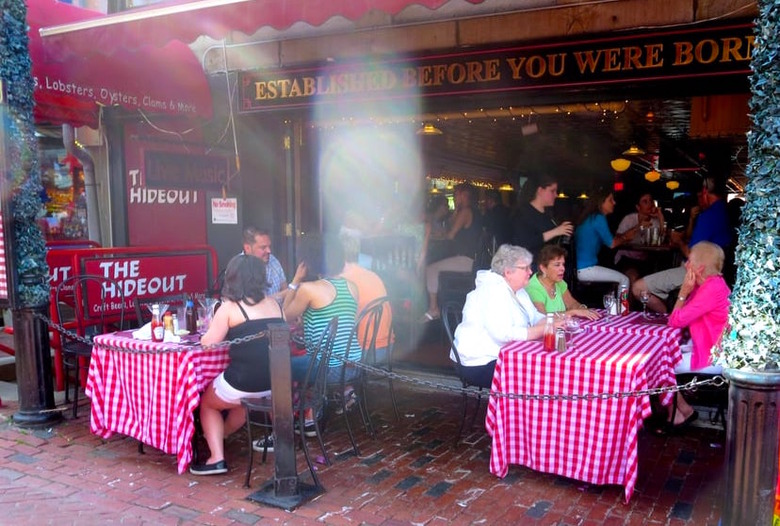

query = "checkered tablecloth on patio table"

[
  {"left": 86, "top": 332, "right": 230, "bottom": 474},
  {"left": 486, "top": 329, "right": 681, "bottom": 502}
]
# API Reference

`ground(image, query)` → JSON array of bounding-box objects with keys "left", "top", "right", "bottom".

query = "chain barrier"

[
  {"left": 34, "top": 311, "right": 727, "bottom": 401},
  {"left": 338, "top": 355, "right": 727, "bottom": 402},
  {"left": 32, "top": 311, "right": 268, "bottom": 354}
]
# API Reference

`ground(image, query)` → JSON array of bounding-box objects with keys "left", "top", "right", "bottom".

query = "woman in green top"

[{"left": 525, "top": 245, "right": 600, "bottom": 320}]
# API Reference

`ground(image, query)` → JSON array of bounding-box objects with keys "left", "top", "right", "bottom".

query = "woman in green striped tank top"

[{"left": 283, "top": 235, "right": 360, "bottom": 384}]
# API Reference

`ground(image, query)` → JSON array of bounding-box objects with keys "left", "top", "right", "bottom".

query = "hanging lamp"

[{"left": 610, "top": 158, "right": 631, "bottom": 172}]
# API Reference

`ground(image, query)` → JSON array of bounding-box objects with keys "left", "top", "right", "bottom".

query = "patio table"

[
  {"left": 85, "top": 331, "right": 229, "bottom": 474},
  {"left": 485, "top": 329, "right": 682, "bottom": 502}
]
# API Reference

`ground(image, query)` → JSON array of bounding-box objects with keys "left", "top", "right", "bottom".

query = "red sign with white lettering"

[
  {"left": 124, "top": 121, "right": 208, "bottom": 247},
  {"left": 80, "top": 253, "right": 210, "bottom": 319}
]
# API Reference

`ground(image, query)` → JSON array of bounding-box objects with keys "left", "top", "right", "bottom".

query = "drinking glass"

[
  {"left": 603, "top": 294, "right": 616, "bottom": 320},
  {"left": 564, "top": 316, "right": 582, "bottom": 350},
  {"left": 639, "top": 290, "right": 651, "bottom": 318}
]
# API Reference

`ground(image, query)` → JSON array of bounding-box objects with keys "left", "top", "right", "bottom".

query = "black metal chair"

[
  {"left": 441, "top": 300, "right": 486, "bottom": 445},
  {"left": 54, "top": 274, "right": 126, "bottom": 418},
  {"left": 325, "top": 296, "right": 396, "bottom": 457},
  {"left": 241, "top": 317, "right": 338, "bottom": 489},
  {"left": 357, "top": 296, "right": 400, "bottom": 423}
]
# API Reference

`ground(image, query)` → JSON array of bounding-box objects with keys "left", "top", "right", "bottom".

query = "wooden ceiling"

[{"left": 418, "top": 96, "right": 748, "bottom": 196}]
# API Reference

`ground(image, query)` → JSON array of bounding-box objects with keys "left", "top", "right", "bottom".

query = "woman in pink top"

[{"left": 665, "top": 241, "right": 731, "bottom": 427}]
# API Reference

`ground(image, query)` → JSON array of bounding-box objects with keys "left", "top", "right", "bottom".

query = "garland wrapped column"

[
  {"left": 0, "top": 0, "right": 60, "bottom": 425},
  {"left": 719, "top": 1, "right": 780, "bottom": 524}
]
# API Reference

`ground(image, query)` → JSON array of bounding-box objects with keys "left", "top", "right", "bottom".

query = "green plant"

[
  {"left": 0, "top": 0, "right": 50, "bottom": 307},
  {"left": 719, "top": 0, "right": 780, "bottom": 370}
]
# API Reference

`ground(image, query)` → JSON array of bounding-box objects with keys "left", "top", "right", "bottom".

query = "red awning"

[
  {"left": 40, "top": 0, "right": 486, "bottom": 58},
  {"left": 29, "top": 0, "right": 213, "bottom": 128}
]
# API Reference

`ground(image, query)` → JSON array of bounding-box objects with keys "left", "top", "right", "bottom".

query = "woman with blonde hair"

[{"left": 663, "top": 241, "right": 731, "bottom": 429}]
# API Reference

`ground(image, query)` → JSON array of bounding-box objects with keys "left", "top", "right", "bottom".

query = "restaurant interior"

[{"left": 310, "top": 92, "right": 750, "bottom": 371}]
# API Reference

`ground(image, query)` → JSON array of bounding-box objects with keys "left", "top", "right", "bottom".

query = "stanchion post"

[{"left": 246, "top": 322, "right": 322, "bottom": 510}]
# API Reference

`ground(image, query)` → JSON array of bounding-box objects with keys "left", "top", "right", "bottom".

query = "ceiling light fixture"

[
  {"left": 557, "top": 191, "right": 569, "bottom": 198},
  {"left": 666, "top": 180, "right": 680, "bottom": 190},
  {"left": 577, "top": 192, "right": 589, "bottom": 199},
  {"left": 610, "top": 158, "right": 631, "bottom": 172},
  {"left": 645, "top": 170, "right": 661, "bottom": 182},
  {"left": 623, "top": 144, "right": 646, "bottom": 156},
  {"left": 417, "top": 123, "right": 443, "bottom": 136}
]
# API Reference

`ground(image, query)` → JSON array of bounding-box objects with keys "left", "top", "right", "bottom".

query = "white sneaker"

[
  {"left": 294, "top": 421, "right": 318, "bottom": 438},
  {"left": 252, "top": 436, "right": 274, "bottom": 453}
]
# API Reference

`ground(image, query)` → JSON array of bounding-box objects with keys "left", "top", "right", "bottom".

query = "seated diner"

[
  {"left": 190, "top": 254, "right": 284, "bottom": 476},
  {"left": 451, "top": 244, "right": 562, "bottom": 388},
  {"left": 574, "top": 188, "right": 637, "bottom": 289},
  {"left": 664, "top": 241, "right": 731, "bottom": 429},
  {"left": 525, "top": 244, "right": 600, "bottom": 320}
]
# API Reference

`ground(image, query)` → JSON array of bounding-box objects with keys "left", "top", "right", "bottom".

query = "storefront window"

[{"left": 38, "top": 147, "right": 88, "bottom": 241}]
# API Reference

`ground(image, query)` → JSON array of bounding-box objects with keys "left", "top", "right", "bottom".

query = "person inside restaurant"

[
  {"left": 416, "top": 193, "right": 451, "bottom": 274},
  {"left": 663, "top": 241, "right": 731, "bottom": 429},
  {"left": 451, "top": 244, "right": 563, "bottom": 388},
  {"left": 510, "top": 173, "right": 573, "bottom": 269},
  {"left": 283, "top": 235, "right": 360, "bottom": 438},
  {"left": 525, "top": 244, "right": 600, "bottom": 320},
  {"left": 482, "top": 189, "right": 513, "bottom": 248},
  {"left": 423, "top": 183, "right": 482, "bottom": 322},
  {"left": 189, "top": 254, "right": 284, "bottom": 476},
  {"left": 614, "top": 190, "right": 666, "bottom": 287},
  {"left": 632, "top": 176, "right": 732, "bottom": 313},
  {"left": 574, "top": 188, "right": 637, "bottom": 289}
]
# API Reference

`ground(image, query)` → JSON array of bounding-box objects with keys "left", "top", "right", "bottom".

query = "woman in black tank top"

[{"left": 190, "top": 255, "right": 284, "bottom": 476}]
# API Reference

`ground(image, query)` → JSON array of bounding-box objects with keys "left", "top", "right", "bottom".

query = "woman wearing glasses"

[{"left": 451, "top": 244, "right": 562, "bottom": 388}]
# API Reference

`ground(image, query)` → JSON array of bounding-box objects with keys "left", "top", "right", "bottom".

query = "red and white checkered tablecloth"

[
  {"left": 581, "top": 311, "right": 681, "bottom": 406},
  {"left": 485, "top": 329, "right": 681, "bottom": 502},
  {"left": 85, "top": 332, "right": 230, "bottom": 474}
]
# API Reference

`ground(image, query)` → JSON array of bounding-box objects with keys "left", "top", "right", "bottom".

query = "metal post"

[
  {"left": 11, "top": 305, "right": 59, "bottom": 426},
  {"left": 722, "top": 369, "right": 780, "bottom": 526},
  {"left": 1, "top": 77, "right": 60, "bottom": 428},
  {"left": 247, "top": 322, "right": 322, "bottom": 510}
]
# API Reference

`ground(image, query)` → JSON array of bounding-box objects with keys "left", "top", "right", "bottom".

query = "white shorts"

[
  {"left": 212, "top": 373, "right": 271, "bottom": 405},
  {"left": 674, "top": 344, "right": 724, "bottom": 375}
]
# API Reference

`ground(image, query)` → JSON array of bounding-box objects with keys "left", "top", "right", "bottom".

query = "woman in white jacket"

[{"left": 451, "top": 244, "right": 559, "bottom": 388}]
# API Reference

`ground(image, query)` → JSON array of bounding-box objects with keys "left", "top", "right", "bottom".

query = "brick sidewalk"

[{"left": 0, "top": 382, "right": 725, "bottom": 525}]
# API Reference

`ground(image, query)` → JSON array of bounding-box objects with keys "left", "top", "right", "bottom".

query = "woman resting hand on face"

[{"left": 525, "top": 244, "right": 600, "bottom": 320}]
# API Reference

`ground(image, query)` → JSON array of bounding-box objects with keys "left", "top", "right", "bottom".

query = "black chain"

[
  {"left": 336, "top": 354, "right": 727, "bottom": 402},
  {"left": 34, "top": 311, "right": 727, "bottom": 400},
  {"left": 34, "top": 311, "right": 268, "bottom": 354}
]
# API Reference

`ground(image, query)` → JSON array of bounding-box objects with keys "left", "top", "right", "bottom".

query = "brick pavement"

[{"left": 0, "top": 379, "right": 726, "bottom": 525}]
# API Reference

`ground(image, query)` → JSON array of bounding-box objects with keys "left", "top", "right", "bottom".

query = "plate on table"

[{"left": 175, "top": 329, "right": 190, "bottom": 336}]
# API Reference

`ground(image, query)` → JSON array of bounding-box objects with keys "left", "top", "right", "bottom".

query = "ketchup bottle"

[
  {"left": 543, "top": 313, "right": 556, "bottom": 351},
  {"left": 150, "top": 304, "right": 164, "bottom": 342}
]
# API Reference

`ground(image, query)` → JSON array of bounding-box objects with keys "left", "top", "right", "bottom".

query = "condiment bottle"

[
  {"left": 150, "top": 304, "right": 164, "bottom": 342},
  {"left": 556, "top": 327, "right": 566, "bottom": 352},
  {"left": 172, "top": 313, "right": 179, "bottom": 334},
  {"left": 163, "top": 312, "right": 174, "bottom": 335},
  {"left": 543, "top": 313, "right": 555, "bottom": 351},
  {"left": 185, "top": 299, "right": 197, "bottom": 334},
  {"left": 619, "top": 285, "right": 630, "bottom": 316}
]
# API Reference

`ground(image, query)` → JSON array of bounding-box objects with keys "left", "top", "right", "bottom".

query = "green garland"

[
  {"left": 719, "top": 0, "right": 780, "bottom": 370},
  {"left": 0, "top": 0, "right": 50, "bottom": 307}
]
